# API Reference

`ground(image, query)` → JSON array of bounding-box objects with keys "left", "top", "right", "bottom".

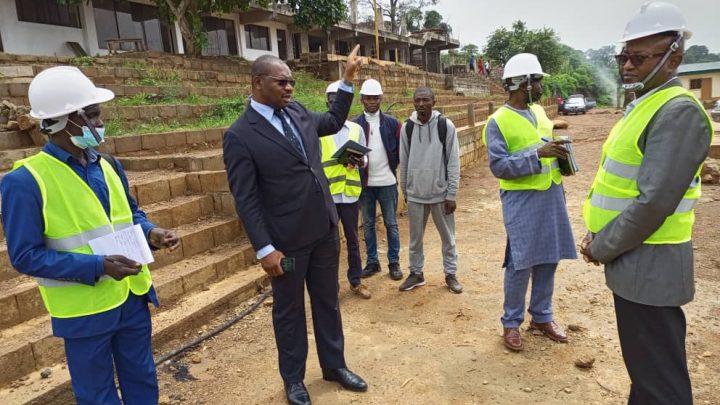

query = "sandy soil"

[{"left": 157, "top": 109, "right": 720, "bottom": 405}]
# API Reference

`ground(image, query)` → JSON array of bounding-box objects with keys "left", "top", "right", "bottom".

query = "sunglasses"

[
  {"left": 614, "top": 52, "right": 666, "bottom": 67},
  {"left": 261, "top": 75, "right": 296, "bottom": 87}
]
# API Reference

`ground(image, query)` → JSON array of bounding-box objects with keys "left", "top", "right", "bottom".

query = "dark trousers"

[
  {"left": 64, "top": 294, "right": 158, "bottom": 405},
  {"left": 336, "top": 202, "right": 362, "bottom": 287},
  {"left": 271, "top": 227, "right": 346, "bottom": 383},
  {"left": 614, "top": 294, "right": 693, "bottom": 405}
]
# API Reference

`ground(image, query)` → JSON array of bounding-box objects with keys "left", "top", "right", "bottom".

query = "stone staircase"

[
  {"left": 0, "top": 126, "right": 268, "bottom": 404},
  {"left": 0, "top": 51, "right": 553, "bottom": 404}
]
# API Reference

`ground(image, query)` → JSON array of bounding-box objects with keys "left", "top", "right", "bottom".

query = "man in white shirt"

[{"left": 352, "top": 79, "right": 403, "bottom": 281}]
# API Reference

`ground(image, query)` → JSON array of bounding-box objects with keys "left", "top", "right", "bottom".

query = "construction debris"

[
  {"left": 701, "top": 158, "right": 719, "bottom": 184},
  {"left": 1, "top": 100, "right": 36, "bottom": 132}
]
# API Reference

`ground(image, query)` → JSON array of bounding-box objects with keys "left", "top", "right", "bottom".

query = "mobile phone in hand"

[{"left": 280, "top": 257, "right": 295, "bottom": 273}]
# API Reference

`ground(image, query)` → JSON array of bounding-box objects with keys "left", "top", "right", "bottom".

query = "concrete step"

[
  {"left": 0, "top": 214, "right": 244, "bottom": 330},
  {"left": 101, "top": 127, "right": 224, "bottom": 156},
  {"left": 100, "top": 83, "right": 249, "bottom": 99},
  {"left": 120, "top": 149, "right": 224, "bottom": 172},
  {"left": 0, "top": 131, "right": 34, "bottom": 151},
  {"left": 143, "top": 194, "right": 215, "bottom": 230},
  {"left": 710, "top": 135, "right": 720, "bottom": 159},
  {"left": 0, "top": 146, "right": 41, "bottom": 171},
  {"left": 0, "top": 245, "right": 266, "bottom": 392},
  {"left": 0, "top": 170, "right": 233, "bottom": 284}
]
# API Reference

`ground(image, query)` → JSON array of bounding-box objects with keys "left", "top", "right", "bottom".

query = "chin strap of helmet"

[{"left": 622, "top": 32, "right": 683, "bottom": 92}]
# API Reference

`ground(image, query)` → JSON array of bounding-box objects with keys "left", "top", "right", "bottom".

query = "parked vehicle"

[
  {"left": 711, "top": 100, "right": 720, "bottom": 122},
  {"left": 585, "top": 97, "right": 597, "bottom": 110},
  {"left": 563, "top": 95, "right": 586, "bottom": 115}
]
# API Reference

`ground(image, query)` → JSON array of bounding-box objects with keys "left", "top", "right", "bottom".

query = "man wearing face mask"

[
  {"left": 0, "top": 66, "right": 180, "bottom": 405},
  {"left": 482, "top": 53, "right": 576, "bottom": 352},
  {"left": 580, "top": 3, "right": 712, "bottom": 403},
  {"left": 398, "top": 87, "right": 462, "bottom": 294}
]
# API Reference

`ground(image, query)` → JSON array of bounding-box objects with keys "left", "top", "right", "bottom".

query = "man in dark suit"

[{"left": 222, "top": 46, "right": 367, "bottom": 405}]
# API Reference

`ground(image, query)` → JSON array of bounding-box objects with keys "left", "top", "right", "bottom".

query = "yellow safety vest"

[
  {"left": 482, "top": 103, "right": 562, "bottom": 191},
  {"left": 582, "top": 86, "right": 712, "bottom": 244},
  {"left": 320, "top": 122, "right": 363, "bottom": 198},
  {"left": 12, "top": 152, "right": 153, "bottom": 318}
]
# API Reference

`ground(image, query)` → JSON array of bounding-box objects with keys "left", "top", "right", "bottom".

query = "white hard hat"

[
  {"left": 620, "top": 1, "right": 692, "bottom": 43},
  {"left": 325, "top": 80, "right": 341, "bottom": 94},
  {"left": 29, "top": 66, "right": 114, "bottom": 120},
  {"left": 360, "top": 79, "right": 383, "bottom": 96},
  {"left": 502, "top": 53, "right": 547, "bottom": 80}
]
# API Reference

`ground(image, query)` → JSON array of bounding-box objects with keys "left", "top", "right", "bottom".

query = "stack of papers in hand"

[{"left": 331, "top": 139, "right": 371, "bottom": 165}]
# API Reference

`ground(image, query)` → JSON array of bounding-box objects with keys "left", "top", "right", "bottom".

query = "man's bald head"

[{"left": 252, "top": 55, "right": 287, "bottom": 77}]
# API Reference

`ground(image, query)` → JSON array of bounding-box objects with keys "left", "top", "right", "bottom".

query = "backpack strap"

[
  {"left": 405, "top": 117, "right": 449, "bottom": 181},
  {"left": 438, "top": 117, "right": 448, "bottom": 181},
  {"left": 99, "top": 153, "right": 122, "bottom": 178},
  {"left": 404, "top": 119, "right": 414, "bottom": 152}
]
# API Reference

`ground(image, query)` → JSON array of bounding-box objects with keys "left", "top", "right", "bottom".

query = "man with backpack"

[{"left": 398, "top": 87, "right": 462, "bottom": 293}]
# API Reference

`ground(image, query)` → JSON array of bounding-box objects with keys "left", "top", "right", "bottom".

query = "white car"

[{"left": 562, "top": 96, "right": 586, "bottom": 115}]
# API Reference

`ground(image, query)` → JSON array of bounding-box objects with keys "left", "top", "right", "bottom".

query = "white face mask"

[{"left": 66, "top": 120, "right": 105, "bottom": 149}]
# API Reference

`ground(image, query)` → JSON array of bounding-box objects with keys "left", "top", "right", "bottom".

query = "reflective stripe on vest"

[
  {"left": 12, "top": 152, "right": 153, "bottom": 318},
  {"left": 320, "top": 122, "right": 363, "bottom": 198},
  {"left": 482, "top": 104, "right": 562, "bottom": 191},
  {"left": 582, "top": 86, "right": 713, "bottom": 244}
]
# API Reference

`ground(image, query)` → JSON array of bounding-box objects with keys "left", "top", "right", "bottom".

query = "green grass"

[
  {"left": 104, "top": 72, "right": 365, "bottom": 136},
  {"left": 108, "top": 92, "right": 215, "bottom": 107}
]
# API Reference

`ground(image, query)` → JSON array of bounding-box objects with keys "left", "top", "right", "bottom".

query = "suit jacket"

[
  {"left": 590, "top": 80, "right": 712, "bottom": 307},
  {"left": 223, "top": 90, "right": 353, "bottom": 253}
]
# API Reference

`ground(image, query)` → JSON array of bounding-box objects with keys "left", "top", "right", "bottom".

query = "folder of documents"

[
  {"left": 331, "top": 139, "right": 371, "bottom": 165},
  {"left": 558, "top": 141, "right": 580, "bottom": 176}
]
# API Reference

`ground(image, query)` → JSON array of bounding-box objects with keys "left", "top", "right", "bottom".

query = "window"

[
  {"left": 244, "top": 24, "right": 271, "bottom": 51},
  {"left": 202, "top": 17, "right": 238, "bottom": 56},
  {"left": 689, "top": 79, "right": 702, "bottom": 90},
  {"left": 93, "top": 0, "right": 174, "bottom": 53},
  {"left": 15, "top": 0, "right": 81, "bottom": 28}
]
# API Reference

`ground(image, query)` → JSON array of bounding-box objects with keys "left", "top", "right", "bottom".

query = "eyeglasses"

[
  {"left": 614, "top": 52, "right": 666, "bottom": 67},
  {"left": 261, "top": 75, "right": 296, "bottom": 87}
]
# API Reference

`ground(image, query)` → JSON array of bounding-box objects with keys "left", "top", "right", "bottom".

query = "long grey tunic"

[
  {"left": 589, "top": 79, "right": 712, "bottom": 306},
  {"left": 486, "top": 105, "right": 577, "bottom": 270}
]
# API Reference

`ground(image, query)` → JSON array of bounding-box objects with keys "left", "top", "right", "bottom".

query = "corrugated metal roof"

[{"left": 678, "top": 61, "right": 720, "bottom": 75}]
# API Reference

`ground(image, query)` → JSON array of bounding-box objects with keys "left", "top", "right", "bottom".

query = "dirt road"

[{"left": 158, "top": 109, "right": 720, "bottom": 405}]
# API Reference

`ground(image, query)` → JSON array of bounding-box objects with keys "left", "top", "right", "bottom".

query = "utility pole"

[{"left": 373, "top": 0, "right": 380, "bottom": 60}]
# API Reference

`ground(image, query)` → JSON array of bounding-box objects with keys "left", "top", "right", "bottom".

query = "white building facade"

[{"left": 0, "top": 0, "right": 292, "bottom": 60}]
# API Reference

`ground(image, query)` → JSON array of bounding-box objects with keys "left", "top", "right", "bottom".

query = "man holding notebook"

[{"left": 320, "top": 81, "right": 371, "bottom": 298}]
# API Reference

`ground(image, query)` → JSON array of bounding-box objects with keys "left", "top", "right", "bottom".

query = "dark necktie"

[{"left": 274, "top": 109, "right": 304, "bottom": 157}]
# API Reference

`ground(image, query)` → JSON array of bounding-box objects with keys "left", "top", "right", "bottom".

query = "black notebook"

[
  {"left": 558, "top": 142, "right": 580, "bottom": 176},
  {"left": 331, "top": 139, "right": 371, "bottom": 165}
]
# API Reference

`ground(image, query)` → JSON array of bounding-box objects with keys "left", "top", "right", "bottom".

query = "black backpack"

[{"left": 405, "top": 116, "right": 448, "bottom": 180}]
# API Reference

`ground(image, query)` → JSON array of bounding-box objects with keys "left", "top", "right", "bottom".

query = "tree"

[
  {"left": 60, "top": 0, "right": 346, "bottom": 57},
  {"left": 404, "top": 6, "right": 423, "bottom": 32},
  {"left": 423, "top": 10, "right": 442, "bottom": 29},
  {"left": 289, "top": 0, "right": 347, "bottom": 31},
  {"left": 461, "top": 44, "right": 479, "bottom": 57},
  {"left": 585, "top": 45, "right": 617, "bottom": 70},
  {"left": 368, "top": 0, "right": 438, "bottom": 34},
  {"left": 683, "top": 45, "right": 720, "bottom": 64},
  {"left": 483, "top": 21, "right": 562, "bottom": 73}
]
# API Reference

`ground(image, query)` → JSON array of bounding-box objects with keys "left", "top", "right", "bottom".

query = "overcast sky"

[{"left": 431, "top": 0, "right": 720, "bottom": 54}]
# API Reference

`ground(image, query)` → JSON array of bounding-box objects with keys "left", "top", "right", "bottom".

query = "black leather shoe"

[
  {"left": 360, "top": 263, "right": 381, "bottom": 278},
  {"left": 285, "top": 382, "right": 311, "bottom": 405},
  {"left": 322, "top": 368, "right": 368, "bottom": 392},
  {"left": 388, "top": 263, "right": 403, "bottom": 280}
]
